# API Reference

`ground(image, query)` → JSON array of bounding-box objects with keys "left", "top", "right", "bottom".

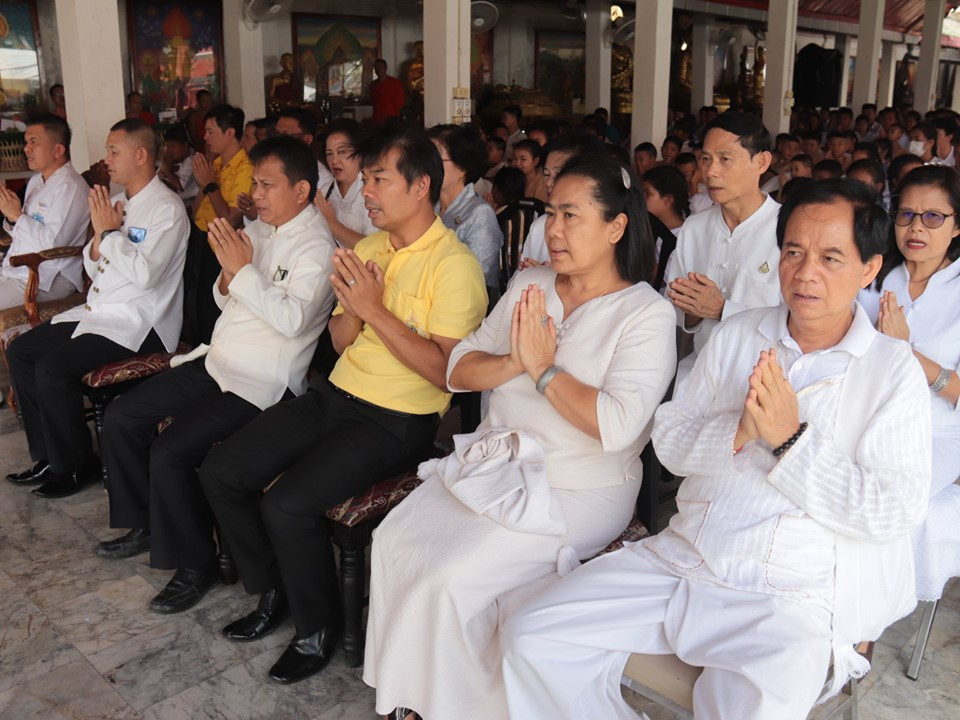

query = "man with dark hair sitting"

[
  {"left": 96, "top": 135, "right": 337, "bottom": 615},
  {"left": 157, "top": 124, "right": 197, "bottom": 203},
  {"left": 199, "top": 128, "right": 488, "bottom": 684},
  {"left": 0, "top": 113, "right": 89, "bottom": 309},
  {"left": 5, "top": 119, "right": 189, "bottom": 497},
  {"left": 189, "top": 104, "right": 253, "bottom": 343}
]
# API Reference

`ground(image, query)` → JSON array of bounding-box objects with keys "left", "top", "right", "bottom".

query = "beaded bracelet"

[{"left": 772, "top": 422, "right": 808, "bottom": 458}]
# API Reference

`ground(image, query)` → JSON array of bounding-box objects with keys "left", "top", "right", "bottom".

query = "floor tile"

[
  {"left": 0, "top": 577, "right": 84, "bottom": 693},
  {"left": 0, "top": 658, "right": 137, "bottom": 720},
  {"left": 43, "top": 575, "right": 173, "bottom": 655},
  {"left": 86, "top": 616, "right": 241, "bottom": 712},
  {"left": 858, "top": 648, "right": 960, "bottom": 720}
]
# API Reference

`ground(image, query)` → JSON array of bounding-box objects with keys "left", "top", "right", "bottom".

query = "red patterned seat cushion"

[
  {"left": 82, "top": 342, "right": 191, "bottom": 388},
  {"left": 596, "top": 517, "right": 650, "bottom": 556},
  {"left": 326, "top": 469, "right": 423, "bottom": 528}
]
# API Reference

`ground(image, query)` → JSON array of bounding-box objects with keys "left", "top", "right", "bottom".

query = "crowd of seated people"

[{"left": 1, "top": 92, "right": 959, "bottom": 720}]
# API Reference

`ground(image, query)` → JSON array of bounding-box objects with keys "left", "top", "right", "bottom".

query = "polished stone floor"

[{"left": 0, "top": 399, "right": 957, "bottom": 719}]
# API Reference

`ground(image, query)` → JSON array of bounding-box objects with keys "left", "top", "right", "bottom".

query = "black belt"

[{"left": 332, "top": 385, "right": 417, "bottom": 418}]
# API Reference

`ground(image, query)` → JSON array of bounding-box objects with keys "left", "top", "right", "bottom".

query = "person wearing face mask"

[
  {"left": 908, "top": 122, "right": 937, "bottom": 164},
  {"left": 313, "top": 119, "right": 375, "bottom": 249}
]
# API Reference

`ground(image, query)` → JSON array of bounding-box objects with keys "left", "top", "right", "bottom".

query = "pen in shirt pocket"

[{"left": 325, "top": 182, "right": 335, "bottom": 200}]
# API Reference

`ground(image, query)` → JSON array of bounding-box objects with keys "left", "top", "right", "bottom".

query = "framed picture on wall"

[
  {"left": 0, "top": 0, "right": 45, "bottom": 118},
  {"left": 292, "top": 13, "right": 381, "bottom": 103},
  {"left": 535, "top": 30, "right": 585, "bottom": 103},
  {"left": 126, "top": 0, "right": 224, "bottom": 116}
]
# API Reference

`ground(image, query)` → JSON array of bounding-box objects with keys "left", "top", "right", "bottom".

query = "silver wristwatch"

[{"left": 930, "top": 366, "right": 951, "bottom": 393}]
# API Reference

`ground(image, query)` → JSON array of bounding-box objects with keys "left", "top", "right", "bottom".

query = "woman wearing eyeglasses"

[
  {"left": 314, "top": 119, "right": 375, "bottom": 249},
  {"left": 859, "top": 164, "right": 960, "bottom": 605}
]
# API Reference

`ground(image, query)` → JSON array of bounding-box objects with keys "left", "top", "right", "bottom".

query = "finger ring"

[
  {"left": 540, "top": 316, "right": 549, "bottom": 327},
  {"left": 348, "top": 278, "right": 357, "bottom": 287}
]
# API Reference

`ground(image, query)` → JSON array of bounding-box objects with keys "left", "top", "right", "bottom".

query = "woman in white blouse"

[
  {"left": 362, "top": 156, "right": 677, "bottom": 719},
  {"left": 313, "top": 119, "right": 375, "bottom": 248},
  {"left": 859, "top": 164, "right": 960, "bottom": 603}
]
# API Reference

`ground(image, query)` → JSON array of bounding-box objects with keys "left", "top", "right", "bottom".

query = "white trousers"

[
  {"left": 0, "top": 273, "right": 78, "bottom": 311},
  {"left": 502, "top": 545, "right": 833, "bottom": 720}
]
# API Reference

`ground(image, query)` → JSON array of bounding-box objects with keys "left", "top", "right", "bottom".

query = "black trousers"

[
  {"left": 183, "top": 223, "right": 222, "bottom": 346},
  {"left": 7, "top": 321, "right": 163, "bottom": 473},
  {"left": 200, "top": 380, "right": 439, "bottom": 638},
  {"left": 102, "top": 360, "right": 262, "bottom": 570}
]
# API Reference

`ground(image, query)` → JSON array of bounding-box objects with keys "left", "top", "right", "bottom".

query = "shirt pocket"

[
  {"left": 647, "top": 499, "right": 710, "bottom": 571},
  {"left": 391, "top": 290, "right": 431, "bottom": 338},
  {"left": 763, "top": 513, "right": 834, "bottom": 594}
]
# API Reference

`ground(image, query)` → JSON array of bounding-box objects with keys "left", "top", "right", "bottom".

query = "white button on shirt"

[
  {"left": 53, "top": 176, "right": 189, "bottom": 352},
  {"left": 1, "top": 163, "right": 90, "bottom": 292}
]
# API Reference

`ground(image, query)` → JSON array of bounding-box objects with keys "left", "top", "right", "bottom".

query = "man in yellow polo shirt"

[
  {"left": 188, "top": 104, "right": 253, "bottom": 342},
  {"left": 199, "top": 129, "right": 487, "bottom": 684}
]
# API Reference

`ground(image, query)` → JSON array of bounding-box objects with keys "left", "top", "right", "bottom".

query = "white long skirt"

[
  {"left": 362, "top": 474, "right": 639, "bottom": 719},
  {"left": 914, "top": 435, "right": 960, "bottom": 601}
]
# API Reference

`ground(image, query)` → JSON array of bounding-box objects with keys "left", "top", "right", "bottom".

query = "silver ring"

[
  {"left": 540, "top": 316, "right": 549, "bottom": 327},
  {"left": 347, "top": 278, "right": 357, "bottom": 287}
]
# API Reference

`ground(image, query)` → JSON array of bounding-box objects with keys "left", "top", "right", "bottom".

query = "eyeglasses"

[{"left": 893, "top": 208, "right": 957, "bottom": 229}]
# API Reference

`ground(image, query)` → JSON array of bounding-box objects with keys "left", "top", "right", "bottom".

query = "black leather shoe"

[
  {"left": 149, "top": 566, "right": 218, "bottom": 614},
  {"left": 217, "top": 550, "right": 238, "bottom": 586},
  {"left": 6, "top": 460, "right": 50, "bottom": 485},
  {"left": 268, "top": 622, "right": 341, "bottom": 684},
  {"left": 31, "top": 460, "right": 100, "bottom": 498},
  {"left": 96, "top": 529, "right": 151, "bottom": 559},
  {"left": 223, "top": 588, "right": 290, "bottom": 642}
]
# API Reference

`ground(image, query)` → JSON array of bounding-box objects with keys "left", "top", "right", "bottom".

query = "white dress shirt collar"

[{"left": 757, "top": 302, "right": 876, "bottom": 359}]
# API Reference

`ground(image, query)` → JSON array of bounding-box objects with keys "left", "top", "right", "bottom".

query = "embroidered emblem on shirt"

[
  {"left": 759, "top": 262, "right": 770, "bottom": 274},
  {"left": 127, "top": 227, "right": 147, "bottom": 244}
]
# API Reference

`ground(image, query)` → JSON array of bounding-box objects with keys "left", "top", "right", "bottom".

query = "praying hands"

[
  {"left": 329, "top": 247, "right": 385, "bottom": 322},
  {"left": 192, "top": 152, "right": 217, "bottom": 188},
  {"left": 668, "top": 272, "right": 725, "bottom": 321},
  {"left": 207, "top": 217, "right": 254, "bottom": 288},
  {"left": 734, "top": 348, "right": 800, "bottom": 452},
  {"left": 512, "top": 284, "right": 557, "bottom": 381},
  {"left": 0, "top": 184, "right": 23, "bottom": 223},
  {"left": 876, "top": 290, "right": 910, "bottom": 342}
]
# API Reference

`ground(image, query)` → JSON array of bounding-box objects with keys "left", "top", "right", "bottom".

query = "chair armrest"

[{"left": 8, "top": 246, "right": 85, "bottom": 326}]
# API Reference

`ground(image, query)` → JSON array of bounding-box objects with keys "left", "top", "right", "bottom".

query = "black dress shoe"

[
  {"left": 217, "top": 550, "right": 239, "bottom": 585},
  {"left": 31, "top": 462, "right": 100, "bottom": 498},
  {"left": 268, "top": 622, "right": 342, "bottom": 684},
  {"left": 6, "top": 460, "right": 50, "bottom": 485},
  {"left": 96, "top": 529, "right": 151, "bottom": 559},
  {"left": 223, "top": 588, "right": 290, "bottom": 642},
  {"left": 149, "top": 566, "right": 218, "bottom": 614}
]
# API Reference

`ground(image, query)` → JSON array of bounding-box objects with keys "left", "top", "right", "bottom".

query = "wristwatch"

[
  {"left": 100, "top": 228, "right": 118, "bottom": 242},
  {"left": 203, "top": 182, "right": 219, "bottom": 195}
]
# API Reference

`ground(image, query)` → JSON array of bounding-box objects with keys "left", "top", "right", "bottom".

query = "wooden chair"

[
  {"left": 0, "top": 247, "right": 87, "bottom": 412},
  {"left": 496, "top": 197, "right": 545, "bottom": 292}
]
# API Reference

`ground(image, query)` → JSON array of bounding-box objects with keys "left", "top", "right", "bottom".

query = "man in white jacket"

[
  {"left": 95, "top": 135, "right": 336, "bottom": 616},
  {"left": 664, "top": 112, "right": 783, "bottom": 385},
  {"left": 502, "top": 179, "right": 932, "bottom": 720},
  {"left": 6, "top": 119, "right": 189, "bottom": 498},
  {"left": 0, "top": 114, "right": 90, "bottom": 309}
]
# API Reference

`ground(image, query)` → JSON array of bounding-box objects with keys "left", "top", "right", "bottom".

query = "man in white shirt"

[
  {"left": 5, "top": 119, "right": 189, "bottom": 498},
  {"left": 95, "top": 135, "right": 336, "bottom": 615},
  {"left": 930, "top": 117, "right": 957, "bottom": 168},
  {"left": 157, "top": 124, "right": 198, "bottom": 203},
  {"left": 502, "top": 105, "right": 527, "bottom": 163},
  {"left": 664, "top": 112, "right": 782, "bottom": 384},
  {"left": 0, "top": 114, "right": 90, "bottom": 309},
  {"left": 503, "top": 179, "right": 932, "bottom": 720}
]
